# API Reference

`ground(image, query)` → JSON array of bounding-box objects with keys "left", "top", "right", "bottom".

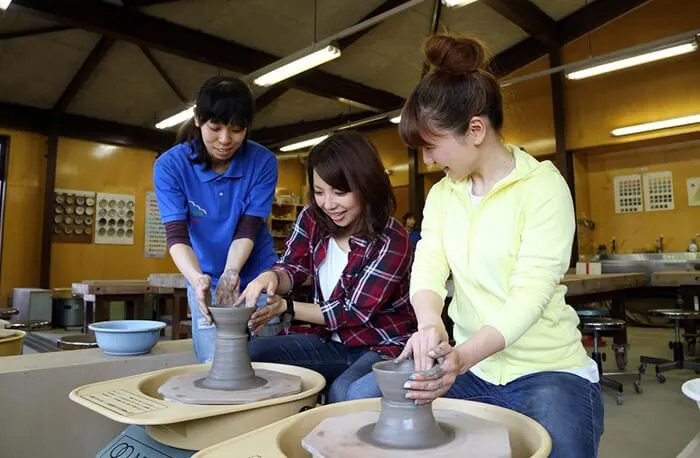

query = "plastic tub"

[
  {"left": 88, "top": 320, "right": 166, "bottom": 356},
  {"left": 0, "top": 329, "right": 26, "bottom": 356},
  {"left": 682, "top": 378, "right": 700, "bottom": 409}
]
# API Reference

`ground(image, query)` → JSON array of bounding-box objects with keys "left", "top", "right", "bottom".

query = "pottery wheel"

[
  {"left": 158, "top": 369, "right": 302, "bottom": 405},
  {"left": 302, "top": 409, "right": 512, "bottom": 458}
]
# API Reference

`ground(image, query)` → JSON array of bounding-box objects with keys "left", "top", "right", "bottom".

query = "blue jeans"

[
  {"left": 248, "top": 334, "right": 384, "bottom": 403},
  {"left": 355, "top": 369, "right": 603, "bottom": 458}
]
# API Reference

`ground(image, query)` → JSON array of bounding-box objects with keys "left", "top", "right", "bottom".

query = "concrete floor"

[
  {"left": 17, "top": 326, "right": 700, "bottom": 457},
  {"left": 597, "top": 326, "right": 699, "bottom": 458}
]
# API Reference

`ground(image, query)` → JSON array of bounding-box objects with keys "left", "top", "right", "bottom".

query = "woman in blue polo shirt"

[{"left": 153, "top": 76, "right": 278, "bottom": 363}]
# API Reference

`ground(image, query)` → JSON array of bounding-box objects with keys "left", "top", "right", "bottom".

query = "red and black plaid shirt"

[{"left": 273, "top": 205, "right": 417, "bottom": 358}]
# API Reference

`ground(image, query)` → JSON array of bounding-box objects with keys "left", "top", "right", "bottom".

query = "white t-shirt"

[
  {"left": 318, "top": 237, "right": 348, "bottom": 343},
  {"left": 466, "top": 179, "right": 599, "bottom": 384}
]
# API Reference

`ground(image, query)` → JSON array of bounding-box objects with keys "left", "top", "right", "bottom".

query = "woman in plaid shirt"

[{"left": 237, "top": 131, "right": 417, "bottom": 403}]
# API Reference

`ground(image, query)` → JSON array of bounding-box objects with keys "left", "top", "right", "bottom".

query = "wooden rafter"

[{"left": 482, "top": 0, "right": 558, "bottom": 49}]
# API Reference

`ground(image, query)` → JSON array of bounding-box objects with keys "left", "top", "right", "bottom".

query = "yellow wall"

[
  {"left": 583, "top": 141, "right": 700, "bottom": 254},
  {"left": 0, "top": 129, "right": 46, "bottom": 303},
  {"left": 277, "top": 157, "right": 306, "bottom": 198},
  {"left": 0, "top": 130, "right": 178, "bottom": 302}
]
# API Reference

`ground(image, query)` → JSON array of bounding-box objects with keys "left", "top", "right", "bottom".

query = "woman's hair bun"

[{"left": 424, "top": 35, "right": 487, "bottom": 74}]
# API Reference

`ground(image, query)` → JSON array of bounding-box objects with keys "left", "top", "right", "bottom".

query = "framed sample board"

[
  {"left": 52, "top": 189, "right": 96, "bottom": 243},
  {"left": 144, "top": 191, "right": 166, "bottom": 258},
  {"left": 94, "top": 192, "right": 135, "bottom": 245},
  {"left": 614, "top": 174, "right": 643, "bottom": 214},
  {"left": 643, "top": 171, "right": 674, "bottom": 211},
  {"left": 688, "top": 177, "right": 700, "bottom": 207}
]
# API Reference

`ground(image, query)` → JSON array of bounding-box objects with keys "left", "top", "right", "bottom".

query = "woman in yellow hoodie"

[{"left": 393, "top": 35, "right": 604, "bottom": 457}]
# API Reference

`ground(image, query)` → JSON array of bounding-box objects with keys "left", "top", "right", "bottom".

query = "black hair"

[{"left": 175, "top": 76, "right": 255, "bottom": 169}]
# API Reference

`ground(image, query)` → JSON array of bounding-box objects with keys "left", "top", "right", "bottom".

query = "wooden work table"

[{"left": 148, "top": 273, "right": 189, "bottom": 340}]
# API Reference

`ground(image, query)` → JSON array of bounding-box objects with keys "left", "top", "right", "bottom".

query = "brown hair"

[
  {"left": 306, "top": 131, "right": 395, "bottom": 239},
  {"left": 399, "top": 35, "right": 503, "bottom": 148}
]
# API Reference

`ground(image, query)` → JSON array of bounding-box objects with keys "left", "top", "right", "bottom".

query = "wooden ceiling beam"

[
  {"left": 482, "top": 0, "right": 559, "bottom": 49},
  {"left": 490, "top": 0, "right": 652, "bottom": 78},
  {"left": 0, "top": 101, "right": 175, "bottom": 151},
  {"left": 0, "top": 25, "right": 72, "bottom": 40},
  {"left": 140, "top": 46, "right": 188, "bottom": 104},
  {"left": 53, "top": 36, "right": 115, "bottom": 113},
  {"left": 10, "top": 0, "right": 404, "bottom": 111},
  {"left": 251, "top": 112, "right": 376, "bottom": 146}
]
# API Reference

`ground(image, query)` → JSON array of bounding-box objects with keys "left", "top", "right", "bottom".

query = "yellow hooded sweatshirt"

[{"left": 410, "top": 144, "right": 591, "bottom": 385}]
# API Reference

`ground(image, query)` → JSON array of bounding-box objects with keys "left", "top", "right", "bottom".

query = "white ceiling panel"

[
  {"left": 532, "top": 0, "right": 596, "bottom": 21},
  {"left": 0, "top": 9, "right": 56, "bottom": 33},
  {"left": 67, "top": 42, "right": 183, "bottom": 127},
  {"left": 0, "top": 29, "right": 100, "bottom": 109},
  {"left": 255, "top": 89, "right": 356, "bottom": 129}
]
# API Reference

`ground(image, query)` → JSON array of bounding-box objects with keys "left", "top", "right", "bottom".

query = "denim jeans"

[
  {"left": 186, "top": 285, "right": 217, "bottom": 363},
  {"left": 354, "top": 369, "right": 603, "bottom": 458},
  {"left": 248, "top": 334, "right": 384, "bottom": 403}
]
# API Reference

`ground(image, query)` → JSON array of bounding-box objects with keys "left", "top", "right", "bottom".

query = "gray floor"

[
  {"left": 17, "top": 326, "right": 700, "bottom": 457},
  {"left": 597, "top": 326, "right": 699, "bottom": 458}
]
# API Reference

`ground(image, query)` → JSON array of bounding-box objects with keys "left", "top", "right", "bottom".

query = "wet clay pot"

[
  {"left": 358, "top": 359, "right": 454, "bottom": 449},
  {"left": 197, "top": 306, "right": 265, "bottom": 391}
]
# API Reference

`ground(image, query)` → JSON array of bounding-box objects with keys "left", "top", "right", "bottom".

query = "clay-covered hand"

[
  {"left": 248, "top": 294, "right": 285, "bottom": 334},
  {"left": 194, "top": 274, "right": 213, "bottom": 324},
  {"left": 215, "top": 268, "right": 240, "bottom": 306},
  {"left": 395, "top": 322, "right": 449, "bottom": 371},
  {"left": 403, "top": 342, "right": 466, "bottom": 405},
  {"left": 236, "top": 270, "right": 279, "bottom": 308}
]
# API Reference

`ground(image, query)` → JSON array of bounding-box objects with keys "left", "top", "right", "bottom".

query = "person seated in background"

[
  {"left": 236, "top": 131, "right": 417, "bottom": 403},
  {"left": 402, "top": 212, "right": 422, "bottom": 249}
]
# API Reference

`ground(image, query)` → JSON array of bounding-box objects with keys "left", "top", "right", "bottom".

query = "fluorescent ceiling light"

[
  {"left": 156, "top": 106, "right": 195, "bottom": 130},
  {"left": 611, "top": 114, "right": 700, "bottom": 137},
  {"left": 280, "top": 135, "right": 329, "bottom": 152},
  {"left": 254, "top": 45, "right": 341, "bottom": 87},
  {"left": 566, "top": 41, "right": 698, "bottom": 80},
  {"left": 389, "top": 116, "right": 401, "bottom": 124},
  {"left": 0, "top": 0, "right": 12, "bottom": 10},
  {"left": 442, "top": 0, "right": 478, "bottom": 7}
]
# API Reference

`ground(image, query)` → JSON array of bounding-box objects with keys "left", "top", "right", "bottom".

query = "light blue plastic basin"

[{"left": 88, "top": 320, "right": 166, "bottom": 356}]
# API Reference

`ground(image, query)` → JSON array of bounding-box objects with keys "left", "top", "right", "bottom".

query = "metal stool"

[
  {"left": 577, "top": 308, "right": 629, "bottom": 370},
  {"left": 639, "top": 309, "right": 700, "bottom": 383},
  {"left": 582, "top": 317, "right": 641, "bottom": 405},
  {"left": 56, "top": 334, "right": 98, "bottom": 351},
  {"left": 0, "top": 307, "right": 19, "bottom": 320},
  {"left": 6, "top": 320, "right": 51, "bottom": 331}
]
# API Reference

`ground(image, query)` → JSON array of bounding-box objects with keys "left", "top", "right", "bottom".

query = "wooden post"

[
  {"left": 549, "top": 49, "right": 579, "bottom": 266},
  {"left": 40, "top": 130, "right": 58, "bottom": 288}
]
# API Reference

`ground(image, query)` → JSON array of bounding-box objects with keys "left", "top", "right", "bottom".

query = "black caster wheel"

[
  {"left": 657, "top": 373, "right": 666, "bottom": 384},
  {"left": 616, "top": 394, "right": 624, "bottom": 406},
  {"left": 633, "top": 381, "right": 643, "bottom": 394},
  {"left": 639, "top": 364, "right": 647, "bottom": 374},
  {"left": 602, "top": 353, "right": 607, "bottom": 362}
]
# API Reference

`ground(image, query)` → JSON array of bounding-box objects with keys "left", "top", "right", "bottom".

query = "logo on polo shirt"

[{"left": 188, "top": 200, "right": 208, "bottom": 219}]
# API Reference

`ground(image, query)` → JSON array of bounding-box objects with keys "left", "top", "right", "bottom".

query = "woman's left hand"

[
  {"left": 248, "top": 294, "right": 286, "bottom": 334},
  {"left": 403, "top": 342, "right": 466, "bottom": 405},
  {"left": 215, "top": 268, "right": 241, "bottom": 306}
]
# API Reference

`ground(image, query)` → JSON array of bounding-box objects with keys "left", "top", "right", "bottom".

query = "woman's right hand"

[
  {"left": 236, "top": 270, "right": 280, "bottom": 308},
  {"left": 194, "top": 274, "right": 213, "bottom": 324},
  {"left": 395, "top": 321, "right": 449, "bottom": 372}
]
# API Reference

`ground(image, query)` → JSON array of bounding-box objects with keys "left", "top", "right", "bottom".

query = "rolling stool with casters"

[
  {"left": 639, "top": 309, "right": 700, "bottom": 383},
  {"left": 582, "top": 317, "right": 641, "bottom": 405},
  {"left": 577, "top": 308, "right": 631, "bottom": 371}
]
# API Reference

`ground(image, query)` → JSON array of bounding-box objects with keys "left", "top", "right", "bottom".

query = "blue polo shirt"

[{"left": 153, "top": 140, "right": 278, "bottom": 288}]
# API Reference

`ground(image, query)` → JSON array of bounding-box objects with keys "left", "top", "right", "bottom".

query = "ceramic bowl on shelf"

[{"left": 88, "top": 320, "right": 166, "bottom": 356}]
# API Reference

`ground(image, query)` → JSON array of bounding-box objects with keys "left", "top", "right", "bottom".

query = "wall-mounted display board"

[
  {"left": 643, "top": 171, "right": 675, "bottom": 211},
  {"left": 614, "top": 174, "right": 643, "bottom": 214},
  {"left": 53, "top": 189, "right": 96, "bottom": 243},
  {"left": 144, "top": 191, "right": 166, "bottom": 258},
  {"left": 94, "top": 192, "right": 135, "bottom": 245},
  {"left": 687, "top": 177, "right": 700, "bottom": 207}
]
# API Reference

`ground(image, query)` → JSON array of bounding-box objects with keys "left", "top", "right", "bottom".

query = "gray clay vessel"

[
  {"left": 197, "top": 306, "right": 266, "bottom": 391},
  {"left": 357, "top": 359, "right": 455, "bottom": 449}
]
